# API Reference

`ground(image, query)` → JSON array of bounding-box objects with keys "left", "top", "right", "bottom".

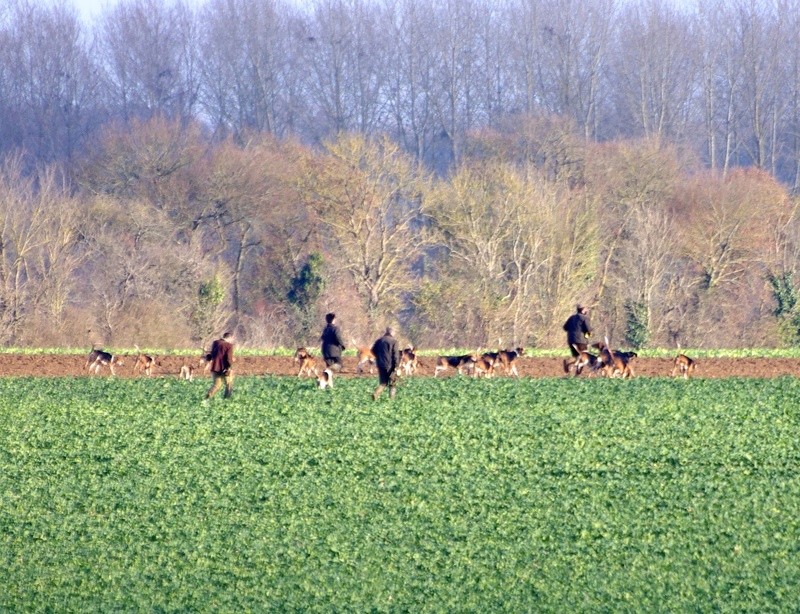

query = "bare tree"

[
  {"left": 194, "top": 138, "right": 273, "bottom": 315},
  {"left": 609, "top": 0, "right": 699, "bottom": 141},
  {"left": 617, "top": 201, "right": 682, "bottom": 345},
  {"left": 198, "top": 0, "right": 303, "bottom": 138},
  {"left": 536, "top": 0, "right": 616, "bottom": 140},
  {"left": 298, "top": 133, "right": 427, "bottom": 332},
  {"left": 301, "top": 0, "right": 389, "bottom": 140},
  {"left": 382, "top": 0, "right": 436, "bottom": 161},
  {"left": 424, "top": 160, "right": 598, "bottom": 346},
  {"left": 96, "top": 0, "right": 200, "bottom": 122},
  {"left": 504, "top": 0, "right": 545, "bottom": 116},
  {"left": 782, "top": 0, "right": 800, "bottom": 192},
  {"left": 78, "top": 192, "right": 211, "bottom": 346},
  {"left": 735, "top": 0, "right": 787, "bottom": 173},
  {"left": 704, "top": 0, "right": 746, "bottom": 175},
  {"left": 694, "top": 0, "right": 784, "bottom": 176},
  {"left": 0, "top": 157, "right": 85, "bottom": 343},
  {"left": 683, "top": 169, "right": 783, "bottom": 291},
  {"left": 0, "top": 1, "right": 99, "bottom": 162},
  {"left": 428, "top": 0, "right": 483, "bottom": 166},
  {"left": 77, "top": 116, "right": 205, "bottom": 221},
  {"left": 582, "top": 139, "right": 686, "bottom": 341}
]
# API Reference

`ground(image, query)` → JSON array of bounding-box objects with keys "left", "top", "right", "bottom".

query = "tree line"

[
  {"left": 2, "top": 0, "right": 800, "bottom": 349},
  {"left": 2, "top": 117, "right": 800, "bottom": 350},
  {"left": 5, "top": 0, "right": 800, "bottom": 186}
]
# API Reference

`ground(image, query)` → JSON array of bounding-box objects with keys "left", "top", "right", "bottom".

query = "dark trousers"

[
  {"left": 373, "top": 367, "right": 396, "bottom": 400},
  {"left": 324, "top": 356, "right": 342, "bottom": 370},
  {"left": 564, "top": 343, "right": 588, "bottom": 375},
  {"left": 569, "top": 343, "right": 588, "bottom": 357}
]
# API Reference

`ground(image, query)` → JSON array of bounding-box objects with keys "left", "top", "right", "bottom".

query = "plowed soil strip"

[{"left": 2, "top": 354, "right": 799, "bottom": 378}]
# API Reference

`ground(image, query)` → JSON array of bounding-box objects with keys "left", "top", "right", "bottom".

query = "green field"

[{"left": 2, "top": 376, "right": 800, "bottom": 611}]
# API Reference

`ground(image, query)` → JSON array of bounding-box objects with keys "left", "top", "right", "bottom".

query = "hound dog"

[
  {"left": 497, "top": 347, "right": 525, "bottom": 377},
  {"left": 355, "top": 345, "right": 377, "bottom": 374},
  {"left": 567, "top": 344, "right": 598, "bottom": 376},
  {"left": 181, "top": 347, "right": 211, "bottom": 381},
  {"left": 86, "top": 347, "right": 124, "bottom": 375},
  {"left": 672, "top": 353, "right": 697, "bottom": 379},
  {"left": 474, "top": 352, "right": 500, "bottom": 378},
  {"left": 179, "top": 362, "right": 195, "bottom": 381},
  {"left": 592, "top": 339, "right": 635, "bottom": 379},
  {"left": 433, "top": 353, "right": 479, "bottom": 377},
  {"left": 318, "top": 368, "right": 334, "bottom": 390},
  {"left": 294, "top": 347, "right": 320, "bottom": 377},
  {"left": 399, "top": 346, "right": 418, "bottom": 376},
  {"left": 133, "top": 345, "right": 157, "bottom": 376}
]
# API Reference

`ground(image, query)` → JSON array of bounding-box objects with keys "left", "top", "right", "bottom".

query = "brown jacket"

[{"left": 207, "top": 338, "right": 234, "bottom": 374}]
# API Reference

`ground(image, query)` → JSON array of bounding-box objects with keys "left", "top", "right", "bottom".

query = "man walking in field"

[
  {"left": 206, "top": 331, "right": 235, "bottom": 400},
  {"left": 563, "top": 304, "right": 592, "bottom": 375},
  {"left": 371, "top": 327, "right": 400, "bottom": 400},
  {"left": 320, "top": 312, "right": 346, "bottom": 371}
]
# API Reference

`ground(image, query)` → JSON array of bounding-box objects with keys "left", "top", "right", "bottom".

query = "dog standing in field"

[
  {"left": 433, "top": 353, "right": 479, "bottom": 377},
  {"left": 566, "top": 344, "right": 598, "bottom": 376},
  {"left": 294, "top": 347, "right": 320, "bottom": 377},
  {"left": 592, "top": 340, "right": 619, "bottom": 377},
  {"left": 86, "top": 346, "right": 124, "bottom": 376},
  {"left": 672, "top": 353, "right": 697, "bottom": 379},
  {"left": 399, "top": 346, "right": 418, "bottom": 376},
  {"left": 317, "top": 368, "right": 334, "bottom": 390},
  {"left": 133, "top": 345, "right": 157, "bottom": 376},
  {"left": 497, "top": 347, "right": 525, "bottom": 377},
  {"left": 181, "top": 346, "right": 211, "bottom": 381},
  {"left": 179, "top": 362, "right": 195, "bottom": 381},
  {"left": 474, "top": 351, "right": 499, "bottom": 378},
  {"left": 354, "top": 342, "right": 377, "bottom": 374},
  {"left": 593, "top": 338, "right": 635, "bottom": 378}
]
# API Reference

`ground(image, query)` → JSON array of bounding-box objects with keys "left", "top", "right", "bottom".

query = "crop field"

[{"left": 2, "top": 375, "right": 800, "bottom": 610}]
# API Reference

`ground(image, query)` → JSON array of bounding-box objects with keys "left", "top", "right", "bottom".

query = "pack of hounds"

[
  {"left": 295, "top": 344, "right": 532, "bottom": 388},
  {"left": 83, "top": 339, "right": 697, "bottom": 382},
  {"left": 564, "top": 336, "right": 697, "bottom": 379},
  {"left": 84, "top": 343, "right": 210, "bottom": 380}
]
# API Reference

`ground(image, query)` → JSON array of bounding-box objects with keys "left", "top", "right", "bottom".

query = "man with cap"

[
  {"left": 562, "top": 304, "right": 592, "bottom": 375},
  {"left": 370, "top": 327, "right": 400, "bottom": 400}
]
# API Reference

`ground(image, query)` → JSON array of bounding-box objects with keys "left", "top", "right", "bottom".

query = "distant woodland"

[{"left": 2, "top": 0, "right": 800, "bottom": 349}]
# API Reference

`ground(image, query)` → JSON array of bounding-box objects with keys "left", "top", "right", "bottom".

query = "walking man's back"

[
  {"left": 371, "top": 327, "right": 400, "bottom": 400},
  {"left": 206, "top": 331, "right": 235, "bottom": 400}
]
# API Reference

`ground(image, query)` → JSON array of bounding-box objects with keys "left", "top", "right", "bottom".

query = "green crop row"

[{"left": 1, "top": 376, "right": 800, "bottom": 611}]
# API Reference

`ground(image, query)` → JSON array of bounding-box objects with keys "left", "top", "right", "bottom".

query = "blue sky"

[{"left": 70, "top": 0, "right": 110, "bottom": 22}]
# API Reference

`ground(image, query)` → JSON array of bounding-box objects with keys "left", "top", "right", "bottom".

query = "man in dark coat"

[
  {"left": 371, "top": 327, "right": 400, "bottom": 400},
  {"left": 320, "top": 312, "right": 346, "bottom": 371},
  {"left": 563, "top": 304, "right": 592, "bottom": 374},
  {"left": 205, "top": 331, "right": 235, "bottom": 399}
]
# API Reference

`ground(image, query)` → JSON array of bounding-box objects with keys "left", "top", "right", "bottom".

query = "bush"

[{"left": 624, "top": 299, "right": 650, "bottom": 349}]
